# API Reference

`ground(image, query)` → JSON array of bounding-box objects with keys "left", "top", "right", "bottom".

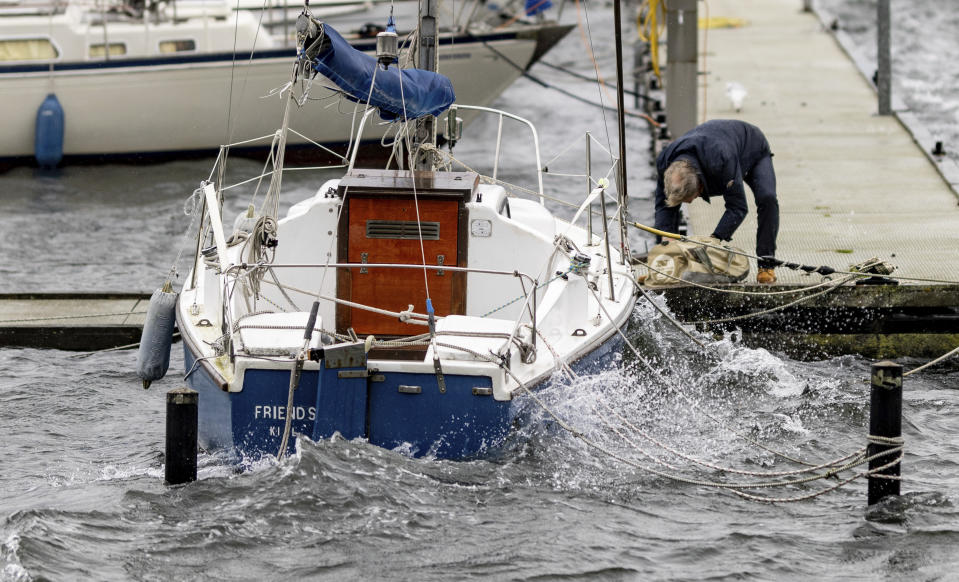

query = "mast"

[
  {"left": 413, "top": 0, "right": 439, "bottom": 170},
  {"left": 613, "top": 0, "right": 630, "bottom": 263}
]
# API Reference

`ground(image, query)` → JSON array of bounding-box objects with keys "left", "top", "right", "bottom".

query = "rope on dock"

[
  {"left": 629, "top": 221, "right": 959, "bottom": 286},
  {"left": 0, "top": 310, "right": 148, "bottom": 324},
  {"left": 640, "top": 257, "right": 847, "bottom": 297}
]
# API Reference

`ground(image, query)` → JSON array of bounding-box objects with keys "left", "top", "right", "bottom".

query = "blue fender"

[{"left": 35, "top": 93, "right": 65, "bottom": 168}]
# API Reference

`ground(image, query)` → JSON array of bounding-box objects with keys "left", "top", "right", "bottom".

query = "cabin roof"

[{"left": 337, "top": 169, "right": 478, "bottom": 201}]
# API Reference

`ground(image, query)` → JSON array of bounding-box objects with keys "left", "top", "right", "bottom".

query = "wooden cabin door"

[{"left": 345, "top": 196, "right": 460, "bottom": 336}]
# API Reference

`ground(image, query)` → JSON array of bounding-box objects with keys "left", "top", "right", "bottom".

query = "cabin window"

[
  {"left": 159, "top": 39, "right": 196, "bottom": 53},
  {"left": 0, "top": 38, "right": 57, "bottom": 61},
  {"left": 89, "top": 43, "right": 126, "bottom": 58}
]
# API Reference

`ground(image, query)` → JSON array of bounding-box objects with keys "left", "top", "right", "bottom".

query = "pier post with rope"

[
  {"left": 165, "top": 387, "right": 198, "bottom": 485},
  {"left": 867, "top": 361, "right": 902, "bottom": 505}
]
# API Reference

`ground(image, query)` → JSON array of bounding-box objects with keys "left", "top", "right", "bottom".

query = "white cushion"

[
  {"left": 433, "top": 315, "right": 518, "bottom": 361},
  {"left": 235, "top": 312, "right": 323, "bottom": 357}
]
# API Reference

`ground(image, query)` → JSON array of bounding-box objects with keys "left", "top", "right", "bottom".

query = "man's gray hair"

[{"left": 664, "top": 159, "right": 700, "bottom": 207}]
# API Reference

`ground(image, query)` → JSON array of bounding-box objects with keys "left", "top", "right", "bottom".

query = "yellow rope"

[
  {"left": 637, "top": 0, "right": 666, "bottom": 83},
  {"left": 627, "top": 218, "right": 683, "bottom": 240}
]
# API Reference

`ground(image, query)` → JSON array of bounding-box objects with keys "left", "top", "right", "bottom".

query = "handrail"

[
  {"left": 449, "top": 105, "right": 545, "bottom": 205},
  {"left": 222, "top": 261, "right": 545, "bottom": 343},
  {"left": 348, "top": 108, "right": 378, "bottom": 172},
  {"left": 224, "top": 261, "right": 539, "bottom": 288}
]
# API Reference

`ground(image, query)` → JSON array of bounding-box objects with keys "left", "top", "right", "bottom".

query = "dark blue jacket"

[{"left": 653, "top": 119, "right": 770, "bottom": 240}]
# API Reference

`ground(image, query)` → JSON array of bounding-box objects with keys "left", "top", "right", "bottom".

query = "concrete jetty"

[
  {"left": 639, "top": 0, "right": 959, "bottom": 357},
  {"left": 685, "top": 0, "right": 958, "bottom": 283},
  {"left": 0, "top": 293, "right": 150, "bottom": 350}
]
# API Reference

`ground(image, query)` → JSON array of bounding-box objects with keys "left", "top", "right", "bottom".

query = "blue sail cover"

[
  {"left": 525, "top": 0, "right": 552, "bottom": 16},
  {"left": 312, "top": 25, "right": 455, "bottom": 121}
]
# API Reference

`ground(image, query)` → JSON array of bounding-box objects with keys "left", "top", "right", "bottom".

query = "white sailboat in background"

[
  {"left": 0, "top": 0, "right": 572, "bottom": 167},
  {"left": 138, "top": 1, "right": 638, "bottom": 461}
]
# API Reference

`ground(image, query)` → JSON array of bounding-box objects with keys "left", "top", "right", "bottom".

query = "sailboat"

[
  {"left": 145, "top": 0, "right": 638, "bottom": 461},
  {"left": 0, "top": 0, "right": 571, "bottom": 166}
]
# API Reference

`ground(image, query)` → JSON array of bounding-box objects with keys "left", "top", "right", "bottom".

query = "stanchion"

[
  {"left": 165, "top": 387, "right": 198, "bottom": 485},
  {"left": 867, "top": 361, "right": 902, "bottom": 505}
]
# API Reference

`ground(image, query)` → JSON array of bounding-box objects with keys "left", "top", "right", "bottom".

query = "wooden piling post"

[
  {"left": 867, "top": 361, "right": 902, "bottom": 505},
  {"left": 165, "top": 387, "right": 198, "bottom": 485}
]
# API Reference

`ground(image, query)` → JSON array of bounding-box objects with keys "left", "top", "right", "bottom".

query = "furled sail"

[{"left": 304, "top": 21, "right": 455, "bottom": 121}]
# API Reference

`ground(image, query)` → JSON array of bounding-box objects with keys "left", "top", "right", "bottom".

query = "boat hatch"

[{"left": 335, "top": 169, "right": 478, "bottom": 337}]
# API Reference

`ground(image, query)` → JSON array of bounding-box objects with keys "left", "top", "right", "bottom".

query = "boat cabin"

[{"left": 335, "top": 169, "right": 475, "bottom": 337}]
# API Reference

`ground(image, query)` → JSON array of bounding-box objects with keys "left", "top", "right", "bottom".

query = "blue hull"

[{"left": 182, "top": 331, "right": 624, "bottom": 461}]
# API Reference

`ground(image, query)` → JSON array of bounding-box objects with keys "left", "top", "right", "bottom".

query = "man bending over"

[{"left": 653, "top": 119, "right": 780, "bottom": 284}]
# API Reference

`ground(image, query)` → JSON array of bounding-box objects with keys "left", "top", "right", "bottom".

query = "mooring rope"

[
  {"left": 903, "top": 344, "right": 959, "bottom": 377},
  {"left": 511, "top": 355, "right": 900, "bottom": 496},
  {"left": 357, "top": 275, "right": 845, "bottom": 497},
  {"left": 627, "top": 275, "right": 709, "bottom": 350},
  {"left": 640, "top": 255, "right": 848, "bottom": 297},
  {"left": 639, "top": 251, "right": 959, "bottom": 376},
  {"left": 0, "top": 310, "right": 148, "bottom": 324},
  {"left": 596, "top": 395, "right": 868, "bottom": 478},
  {"left": 685, "top": 275, "right": 858, "bottom": 325},
  {"left": 631, "top": 221, "right": 959, "bottom": 286},
  {"left": 587, "top": 286, "right": 830, "bottom": 469}
]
